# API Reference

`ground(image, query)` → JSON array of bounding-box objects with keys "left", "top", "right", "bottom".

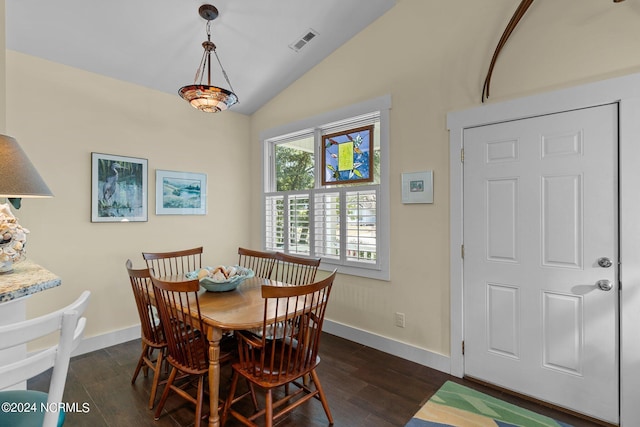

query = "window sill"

[{"left": 318, "top": 261, "right": 390, "bottom": 281}]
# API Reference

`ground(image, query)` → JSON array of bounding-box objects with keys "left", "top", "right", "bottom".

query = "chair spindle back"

[
  {"left": 142, "top": 246, "right": 203, "bottom": 278},
  {"left": 237, "top": 247, "right": 276, "bottom": 279},
  {"left": 237, "top": 270, "right": 336, "bottom": 385},
  {"left": 150, "top": 273, "right": 209, "bottom": 373},
  {"left": 126, "top": 260, "right": 164, "bottom": 347},
  {"left": 271, "top": 252, "right": 321, "bottom": 286}
]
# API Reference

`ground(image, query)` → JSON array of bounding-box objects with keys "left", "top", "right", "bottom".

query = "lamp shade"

[{"left": 0, "top": 135, "right": 53, "bottom": 198}]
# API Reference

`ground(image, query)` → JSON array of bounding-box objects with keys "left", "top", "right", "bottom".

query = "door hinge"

[
  {"left": 461, "top": 148, "right": 464, "bottom": 163},
  {"left": 461, "top": 244, "right": 464, "bottom": 259},
  {"left": 462, "top": 340, "right": 465, "bottom": 355}
]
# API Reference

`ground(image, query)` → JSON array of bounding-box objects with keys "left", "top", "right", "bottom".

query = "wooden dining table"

[{"left": 157, "top": 274, "right": 294, "bottom": 427}]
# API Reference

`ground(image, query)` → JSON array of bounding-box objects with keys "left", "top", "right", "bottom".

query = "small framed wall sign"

[{"left": 401, "top": 171, "right": 433, "bottom": 204}]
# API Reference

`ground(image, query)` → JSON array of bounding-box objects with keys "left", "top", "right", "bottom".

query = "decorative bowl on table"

[{"left": 186, "top": 265, "right": 254, "bottom": 292}]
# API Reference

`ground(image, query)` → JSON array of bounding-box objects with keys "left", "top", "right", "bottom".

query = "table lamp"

[{"left": 0, "top": 134, "right": 53, "bottom": 273}]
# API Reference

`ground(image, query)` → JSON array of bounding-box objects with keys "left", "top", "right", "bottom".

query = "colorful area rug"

[{"left": 405, "top": 381, "right": 573, "bottom": 427}]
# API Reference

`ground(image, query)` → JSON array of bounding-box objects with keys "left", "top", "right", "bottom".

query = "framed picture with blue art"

[
  {"left": 155, "top": 170, "right": 207, "bottom": 215},
  {"left": 322, "top": 125, "right": 374, "bottom": 185},
  {"left": 91, "top": 152, "right": 148, "bottom": 222}
]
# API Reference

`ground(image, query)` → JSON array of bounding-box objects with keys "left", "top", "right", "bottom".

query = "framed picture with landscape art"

[
  {"left": 322, "top": 125, "right": 374, "bottom": 185},
  {"left": 91, "top": 153, "right": 148, "bottom": 222},
  {"left": 155, "top": 170, "right": 207, "bottom": 215}
]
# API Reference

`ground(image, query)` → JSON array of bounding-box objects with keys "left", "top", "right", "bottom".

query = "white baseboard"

[
  {"left": 322, "top": 319, "right": 451, "bottom": 374},
  {"left": 72, "top": 325, "right": 141, "bottom": 357},
  {"left": 70, "top": 321, "right": 452, "bottom": 375}
]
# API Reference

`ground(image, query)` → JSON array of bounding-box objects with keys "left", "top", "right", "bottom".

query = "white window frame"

[{"left": 261, "top": 95, "right": 391, "bottom": 280}]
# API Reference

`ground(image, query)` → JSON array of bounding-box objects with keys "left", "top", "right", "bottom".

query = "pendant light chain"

[
  {"left": 195, "top": 48, "right": 208, "bottom": 85},
  {"left": 214, "top": 50, "right": 236, "bottom": 98},
  {"left": 206, "top": 19, "right": 237, "bottom": 99}
]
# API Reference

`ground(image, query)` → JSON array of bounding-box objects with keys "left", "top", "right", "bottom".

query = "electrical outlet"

[{"left": 395, "top": 312, "right": 406, "bottom": 328}]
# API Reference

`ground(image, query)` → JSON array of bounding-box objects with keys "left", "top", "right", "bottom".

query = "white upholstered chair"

[{"left": 0, "top": 291, "right": 90, "bottom": 427}]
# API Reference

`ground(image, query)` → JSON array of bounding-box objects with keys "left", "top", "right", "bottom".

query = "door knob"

[
  {"left": 596, "top": 279, "right": 613, "bottom": 291},
  {"left": 598, "top": 257, "right": 613, "bottom": 268}
]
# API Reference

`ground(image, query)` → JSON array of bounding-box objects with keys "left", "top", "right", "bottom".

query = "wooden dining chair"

[
  {"left": 238, "top": 247, "right": 277, "bottom": 279},
  {"left": 149, "top": 272, "right": 254, "bottom": 426},
  {"left": 126, "top": 259, "right": 167, "bottom": 409},
  {"left": 271, "top": 251, "right": 321, "bottom": 285},
  {"left": 222, "top": 270, "right": 337, "bottom": 427},
  {"left": 149, "top": 272, "right": 212, "bottom": 426},
  {"left": 142, "top": 246, "right": 203, "bottom": 278},
  {"left": 0, "top": 291, "right": 90, "bottom": 427},
  {"left": 269, "top": 252, "right": 322, "bottom": 389}
]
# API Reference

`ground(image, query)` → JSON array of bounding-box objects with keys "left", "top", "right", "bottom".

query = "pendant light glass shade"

[
  {"left": 179, "top": 84, "right": 238, "bottom": 113},
  {"left": 179, "top": 5, "right": 238, "bottom": 113}
]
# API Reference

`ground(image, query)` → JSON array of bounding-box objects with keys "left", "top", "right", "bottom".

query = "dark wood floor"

[{"left": 30, "top": 333, "right": 606, "bottom": 426}]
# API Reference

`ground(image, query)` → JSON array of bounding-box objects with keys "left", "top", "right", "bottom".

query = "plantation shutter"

[
  {"left": 314, "top": 191, "right": 340, "bottom": 260},
  {"left": 265, "top": 195, "right": 284, "bottom": 251},
  {"left": 287, "top": 194, "right": 310, "bottom": 255},
  {"left": 345, "top": 188, "right": 378, "bottom": 264}
]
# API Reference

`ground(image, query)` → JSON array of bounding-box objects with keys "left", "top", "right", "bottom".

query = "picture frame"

[
  {"left": 401, "top": 171, "right": 434, "bottom": 204},
  {"left": 91, "top": 153, "right": 148, "bottom": 222},
  {"left": 155, "top": 170, "right": 207, "bottom": 215},
  {"left": 322, "top": 125, "right": 374, "bottom": 185}
]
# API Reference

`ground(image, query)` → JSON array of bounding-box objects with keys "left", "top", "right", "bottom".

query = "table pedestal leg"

[{"left": 207, "top": 327, "right": 222, "bottom": 427}]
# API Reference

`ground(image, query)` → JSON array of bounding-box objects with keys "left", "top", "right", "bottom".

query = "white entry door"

[{"left": 463, "top": 104, "right": 619, "bottom": 423}]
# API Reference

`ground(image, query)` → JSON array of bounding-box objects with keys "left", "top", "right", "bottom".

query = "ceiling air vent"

[{"left": 289, "top": 29, "right": 318, "bottom": 52}]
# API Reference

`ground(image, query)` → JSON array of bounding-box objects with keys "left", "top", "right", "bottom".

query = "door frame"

[{"left": 448, "top": 72, "right": 640, "bottom": 426}]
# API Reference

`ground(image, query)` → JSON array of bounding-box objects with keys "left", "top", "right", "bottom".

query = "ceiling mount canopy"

[{"left": 179, "top": 4, "right": 238, "bottom": 113}]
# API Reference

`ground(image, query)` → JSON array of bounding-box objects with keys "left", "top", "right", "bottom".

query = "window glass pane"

[
  {"left": 314, "top": 192, "right": 340, "bottom": 260},
  {"left": 346, "top": 190, "right": 377, "bottom": 263},
  {"left": 265, "top": 195, "right": 284, "bottom": 251},
  {"left": 288, "top": 194, "right": 310, "bottom": 255},
  {"left": 275, "top": 136, "right": 315, "bottom": 191}
]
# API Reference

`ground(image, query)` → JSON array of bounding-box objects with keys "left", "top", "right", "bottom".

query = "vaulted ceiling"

[{"left": 6, "top": 0, "right": 396, "bottom": 115}]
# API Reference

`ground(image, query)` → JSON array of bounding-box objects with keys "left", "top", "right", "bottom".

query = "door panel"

[{"left": 463, "top": 104, "right": 618, "bottom": 423}]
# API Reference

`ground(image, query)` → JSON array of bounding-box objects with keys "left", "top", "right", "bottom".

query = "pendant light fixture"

[{"left": 179, "top": 4, "right": 238, "bottom": 113}]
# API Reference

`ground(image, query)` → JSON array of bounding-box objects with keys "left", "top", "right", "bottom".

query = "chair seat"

[
  {"left": 244, "top": 320, "right": 299, "bottom": 341},
  {"left": 0, "top": 390, "right": 65, "bottom": 427}
]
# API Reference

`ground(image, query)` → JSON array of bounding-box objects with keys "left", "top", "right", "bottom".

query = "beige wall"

[
  {"left": 4, "top": 0, "right": 640, "bottom": 358},
  {"left": 1, "top": 0, "right": 6, "bottom": 132},
  {"left": 249, "top": 0, "right": 640, "bottom": 357},
  {"left": 6, "top": 52, "right": 251, "bottom": 340}
]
